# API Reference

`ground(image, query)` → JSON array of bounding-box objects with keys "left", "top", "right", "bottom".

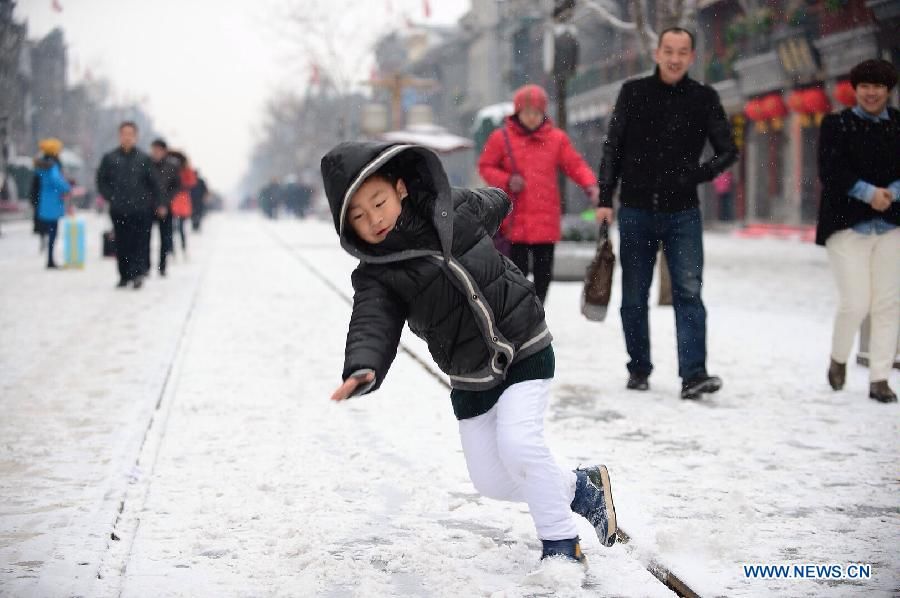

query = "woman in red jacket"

[
  {"left": 478, "top": 84, "right": 599, "bottom": 303},
  {"left": 169, "top": 151, "right": 196, "bottom": 254}
]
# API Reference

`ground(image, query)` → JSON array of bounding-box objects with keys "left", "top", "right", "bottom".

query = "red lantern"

[
  {"left": 760, "top": 94, "right": 788, "bottom": 119},
  {"left": 744, "top": 98, "right": 764, "bottom": 121},
  {"left": 744, "top": 98, "right": 772, "bottom": 132},
  {"left": 802, "top": 88, "right": 831, "bottom": 114},
  {"left": 787, "top": 90, "right": 810, "bottom": 114},
  {"left": 787, "top": 90, "right": 813, "bottom": 127},
  {"left": 834, "top": 80, "right": 856, "bottom": 107},
  {"left": 759, "top": 93, "right": 787, "bottom": 130}
]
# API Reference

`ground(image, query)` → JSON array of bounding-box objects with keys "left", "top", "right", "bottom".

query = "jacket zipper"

[{"left": 432, "top": 256, "right": 515, "bottom": 360}]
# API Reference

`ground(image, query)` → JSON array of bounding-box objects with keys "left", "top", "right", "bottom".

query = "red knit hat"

[{"left": 513, "top": 84, "right": 548, "bottom": 114}]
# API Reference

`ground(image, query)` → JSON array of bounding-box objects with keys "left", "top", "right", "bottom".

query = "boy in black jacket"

[{"left": 321, "top": 142, "right": 618, "bottom": 565}]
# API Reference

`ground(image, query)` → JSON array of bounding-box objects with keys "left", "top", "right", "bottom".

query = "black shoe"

[
  {"left": 159, "top": 268, "right": 166, "bottom": 277},
  {"left": 132, "top": 276, "right": 144, "bottom": 289},
  {"left": 46, "top": 262, "right": 58, "bottom": 269},
  {"left": 828, "top": 359, "right": 846, "bottom": 391},
  {"left": 116, "top": 279, "right": 129, "bottom": 288},
  {"left": 681, "top": 374, "right": 722, "bottom": 400},
  {"left": 869, "top": 381, "right": 897, "bottom": 403},
  {"left": 626, "top": 373, "right": 649, "bottom": 391},
  {"left": 540, "top": 537, "right": 586, "bottom": 565}
]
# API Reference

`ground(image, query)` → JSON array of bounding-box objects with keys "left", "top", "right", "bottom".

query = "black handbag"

[
  {"left": 581, "top": 222, "right": 616, "bottom": 321},
  {"left": 102, "top": 230, "right": 116, "bottom": 257}
]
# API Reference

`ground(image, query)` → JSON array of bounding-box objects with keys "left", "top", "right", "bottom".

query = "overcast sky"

[{"left": 17, "top": 0, "right": 470, "bottom": 196}]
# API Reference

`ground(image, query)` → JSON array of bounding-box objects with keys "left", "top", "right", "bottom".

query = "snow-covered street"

[{"left": 1, "top": 212, "right": 897, "bottom": 598}]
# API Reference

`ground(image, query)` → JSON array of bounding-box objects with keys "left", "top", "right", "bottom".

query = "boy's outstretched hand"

[{"left": 329, "top": 372, "right": 375, "bottom": 402}]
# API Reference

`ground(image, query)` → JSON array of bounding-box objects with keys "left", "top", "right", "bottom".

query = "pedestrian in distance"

[
  {"left": 168, "top": 150, "right": 195, "bottom": 255},
  {"left": 190, "top": 171, "right": 207, "bottom": 232},
  {"left": 596, "top": 27, "right": 738, "bottom": 400},
  {"left": 478, "top": 84, "right": 599, "bottom": 304},
  {"left": 816, "top": 58, "right": 900, "bottom": 403},
  {"left": 259, "top": 178, "right": 280, "bottom": 219},
  {"left": 321, "top": 141, "right": 618, "bottom": 568},
  {"left": 713, "top": 169, "right": 735, "bottom": 222},
  {"left": 96, "top": 121, "right": 160, "bottom": 289},
  {"left": 29, "top": 167, "right": 49, "bottom": 251},
  {"left": 33, "top": 138, "right": 71, "bottom": 269},
  {"left": 150, "top": 139, "right": 180, "bottom": 276}
]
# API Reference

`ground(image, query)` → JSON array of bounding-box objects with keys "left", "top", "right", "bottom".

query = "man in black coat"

[
  {"left": 596, "top": 27, "right": 737, "bottom": 400},
  {"left": 150, "top": 139, "right": 180, "bottom": 276},
  {"left": 96, "top": 121, "right": 160, "bottom": 289}
]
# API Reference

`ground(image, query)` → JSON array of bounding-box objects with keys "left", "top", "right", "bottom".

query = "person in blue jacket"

[{"left": 34, "top": 138, "right": 71, "bottom": 269}]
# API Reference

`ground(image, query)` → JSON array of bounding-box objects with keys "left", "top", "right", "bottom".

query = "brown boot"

[
  {"left": 827, "top": 359, "right": 845, "bottom": 391},
  {"left": 869, "top": 381, "right": 897, "bottom": 403}
]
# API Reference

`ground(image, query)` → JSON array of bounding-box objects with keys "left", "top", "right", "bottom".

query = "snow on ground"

[
  {"left": 0, "top": 214, "right": 207, "bottom": 597},
  {"left": 0, "top": 212, "right": 897, "bottom": 597}
]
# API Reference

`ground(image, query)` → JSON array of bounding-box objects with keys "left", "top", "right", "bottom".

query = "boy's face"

[{"left": 347, "top": 176, "right": 407, "bottom": 244}]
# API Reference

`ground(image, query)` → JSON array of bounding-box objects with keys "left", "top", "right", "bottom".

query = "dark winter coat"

[
  {"left": 598, "top": 69, "right": 738, "bottom": 212},
  {"left": 321, "top": 142, "right": 551, "bottom": 401},
  {"left": 191, "top": 176, "right": 208, "bottom": 216},
  {"left": 815, "top": 107, "right": 900, "bottom": 246},
  {"left": 96, "top": 146, "right": 160, "bottom": 215},
  {"left": 478, "top": 116, "right": 596, "bottom": 243},
  {"left": 152, "top": 155, "right": 182, "bottom": 210}
]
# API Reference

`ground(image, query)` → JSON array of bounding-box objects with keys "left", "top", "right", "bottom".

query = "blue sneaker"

[
  {"left": 571, "top": 465, "right": 617, "bottom": 547},
  {"left": 540, "top": 537, "right": 586, "bottom": 564}
]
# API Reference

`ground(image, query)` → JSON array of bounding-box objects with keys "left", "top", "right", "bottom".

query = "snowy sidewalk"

[{"left": 1, "top": 213, "right": 897, "bottom": 597}]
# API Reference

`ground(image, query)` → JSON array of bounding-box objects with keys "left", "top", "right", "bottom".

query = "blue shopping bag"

[{"left": 62, "top": 217, "right": 86, "bottom": 268}]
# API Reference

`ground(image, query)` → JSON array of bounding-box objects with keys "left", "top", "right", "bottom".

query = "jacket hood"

[
  {"left": 513, "top": 84, "right": 548, "bottom": 115},
  {"left": 320, "top": 141, "right": 453, "bottom": 261}
]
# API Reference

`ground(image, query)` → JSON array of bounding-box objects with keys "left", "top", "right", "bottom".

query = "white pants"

[
  {"left": 826, "top": 228, "right": 900, "bottom": 382},
  {"left": 458, "top": 378, "right": 579, "bottom": 541}
]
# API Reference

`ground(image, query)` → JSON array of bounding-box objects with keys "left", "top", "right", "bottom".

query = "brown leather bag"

[{"left": 581, "top": 222, "right": 616, "bottom": 321}]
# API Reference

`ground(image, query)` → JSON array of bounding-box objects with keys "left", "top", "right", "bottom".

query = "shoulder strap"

[{"left": 501, "top": 127, "right": 520, "bottom": 175}]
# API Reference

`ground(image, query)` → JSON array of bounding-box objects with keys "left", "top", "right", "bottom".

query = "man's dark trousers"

[
  {"left": 112, "top": 212, "right": 152, "bottom": 282},
  {"left": 155, "top": 212, "right": 173, "bottom": 272},
  {"left": 618, "top": 206, "right": 707, "bottom": 380}
]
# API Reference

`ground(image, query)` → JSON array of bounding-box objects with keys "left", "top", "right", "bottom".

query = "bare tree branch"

[
  {"left": 677, "top": 0, "right": 699, "bottom": 27},
  {"left": 668, "top": 0, "right": 686, "bottom": 28},
  {"left": 582, "top": 0, "right": 660, "bottom": 58},
  {"left": 631, "top": 0, "right": 657, "bottom": 58},
  {"left": 276, "top": 0, "right": 395, "bottom": 94},
  {"left": 580, "top": 0, "right": 639, "bottom": 32}
]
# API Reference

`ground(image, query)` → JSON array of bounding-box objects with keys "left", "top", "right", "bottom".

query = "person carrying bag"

[{"left": 478, "top": 84, "right": 599, "bottom": 304}]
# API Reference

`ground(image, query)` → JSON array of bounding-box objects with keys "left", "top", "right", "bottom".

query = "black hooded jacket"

[{"left": 321, "top": 142, "right": 552, "bottom": 406}]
